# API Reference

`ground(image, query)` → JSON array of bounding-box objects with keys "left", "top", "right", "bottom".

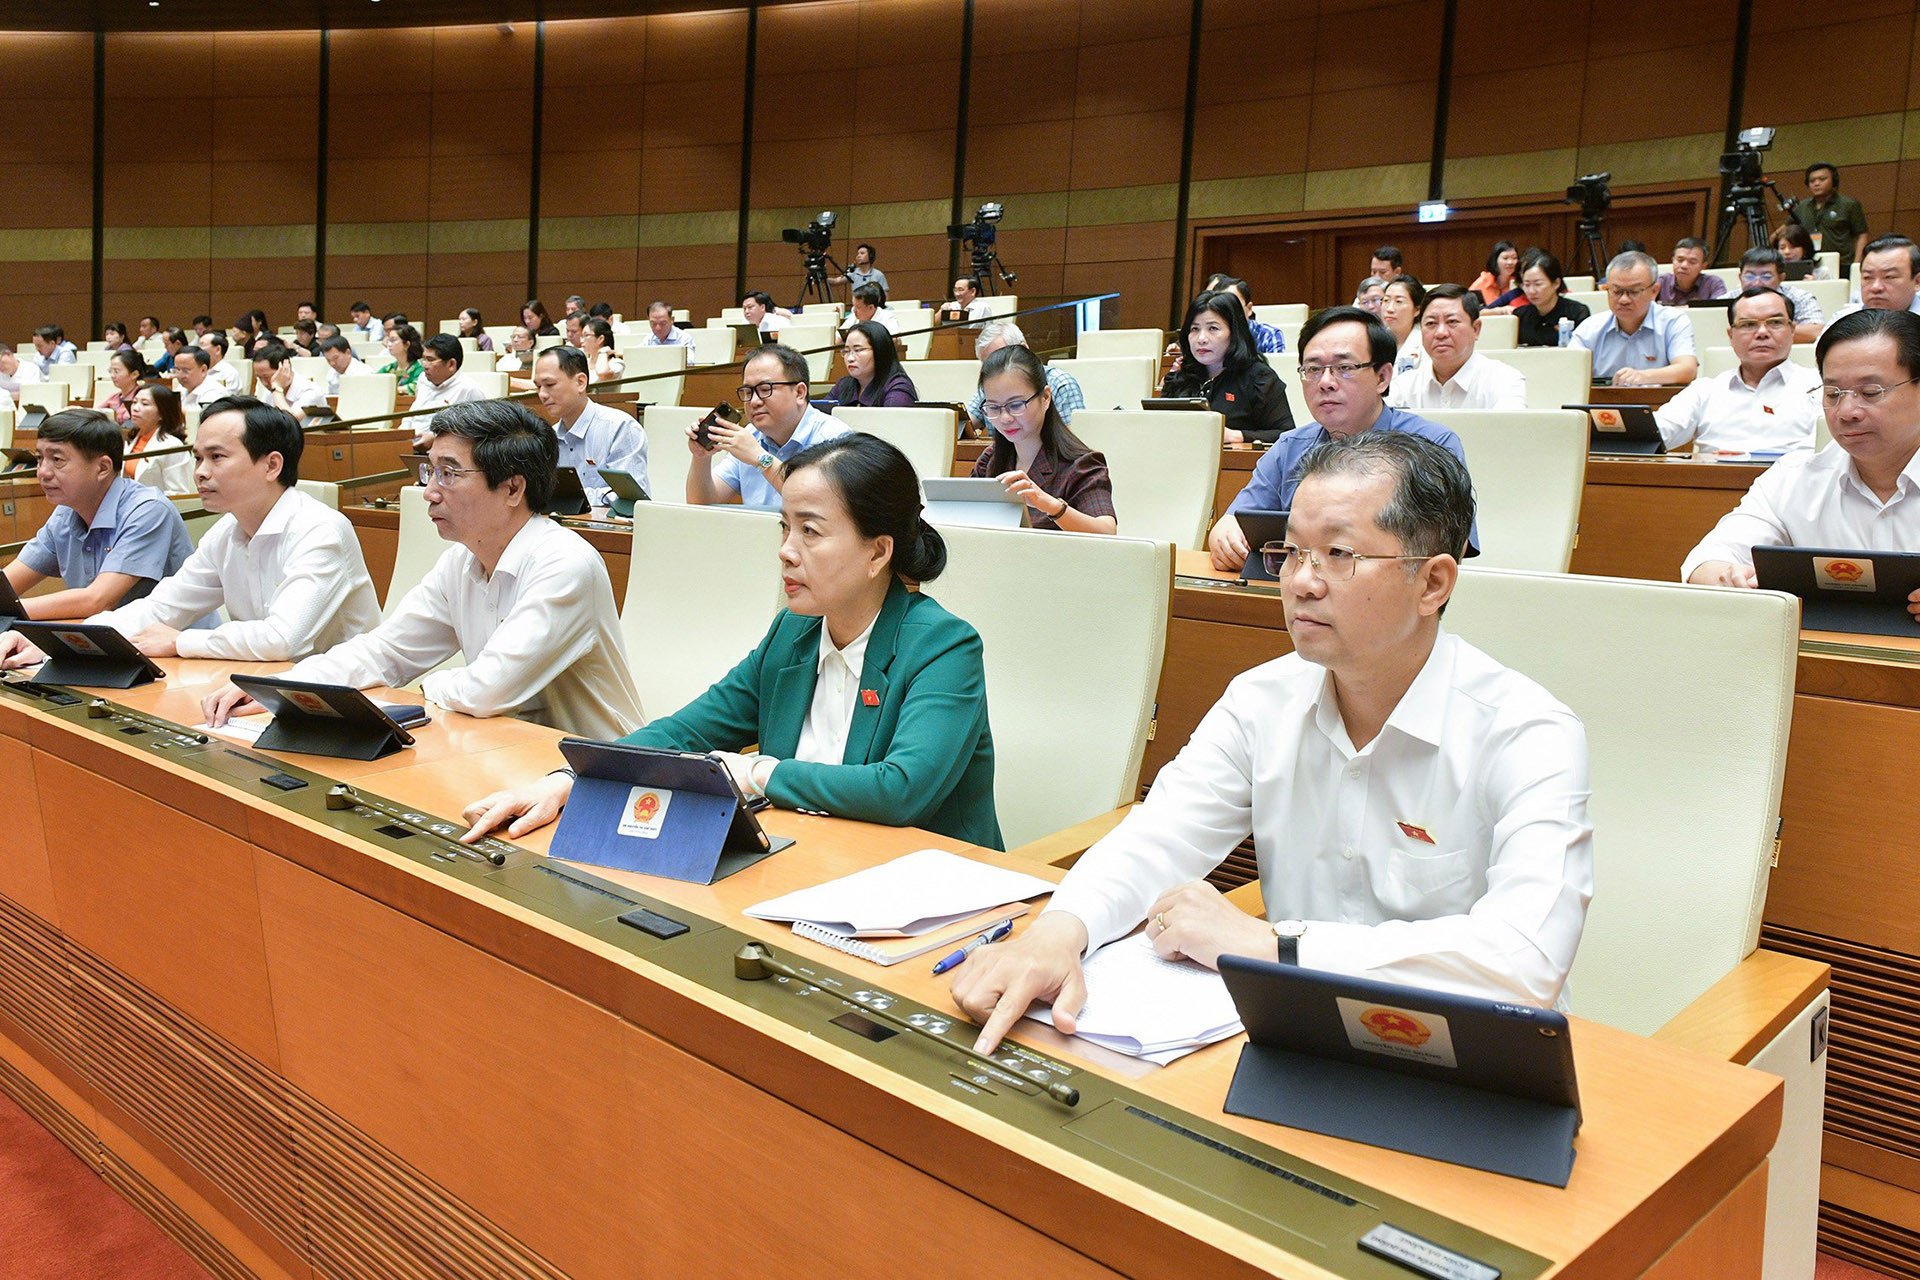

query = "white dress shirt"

[
  {"left": 1653, "top": 360, "right": 1821, "bottom": 454},
  {"left": 283, "top": 515, "right": 643, "bottom": 739},
  {"left": 265, "top": 375, "right": 328, "bottom": 417},
  {"left": 207, "top": 361, "right": 243, "bottom": 393},
  {"left": 793, "top": 616, "right": 876, "bottom": 765},
  {"left": 555, "top": 399, "right": 648, "bottom": 506},
  {"left": 130, "top": 440, "right": 196, "bottom": 495},
  {"left": 1682, "top": 441, "right": 1920, "bottom": 577},
  {"left": 1386, "top": 351, "right": 1527, "bottom": 411},
  {"left": 91, "top": 486, "right": 382, "bottom": 661},
  {"left": 839, "top": 307, "right": 900, "bottom": 335},
  {"left": 1045, "top": 631, "right": 1594, "bottom": 1009},
  {"left": 408, "top": 369, "right": 488, "bottom": 441},
  {"left": 324, "top": 357, "right": 371, "bottom": 396}
]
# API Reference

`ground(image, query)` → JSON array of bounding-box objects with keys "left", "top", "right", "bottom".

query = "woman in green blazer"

[{"left": 462, "top": 432, "right": 1002, "bottom": 849}]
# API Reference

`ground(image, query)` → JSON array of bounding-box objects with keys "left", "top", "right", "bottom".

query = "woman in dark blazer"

[
  {"left": 461, "top": 433, "right": 1001, "bottom": 849},
  {"left": 1159, "top": 290, "right": 1295, "bottom": 443},
  {"left": 827, "top": 319, "right": 917, "bottom": 407}
]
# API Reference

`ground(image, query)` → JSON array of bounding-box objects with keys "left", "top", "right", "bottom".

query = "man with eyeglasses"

[
  {"left": 535, "top": 345, "right": 646, "bottom": 506},
  {"left": 1568, "top": 250, "right": 1698, "bottom": 387},
  {"left": 687, "top": 344, "right": 847, "bottom": 510},
  {"left": 1828, "top": 235, "right": 1920, "bottom": 324},
  {"left": 952, "top": 430, "right": 1594, "bottom": 1053},
  {"left": 1385, "top": 284, "right": 1527, "bottom": 412},
  {"left": 1736, "top": 247, "right": 1824, "bottom": 342},
  {"left": 202, "top": 399, "right": 644, "bottom": 739},
  {"left": 1207, "top": 306, "right": 1474, "bottom": 572},
  {"left": 1652, "top": 286, "right": 1820, "bottom": 456},
  {"left": 1685, "top": 308, "right": 1920, "bottom": 610}
]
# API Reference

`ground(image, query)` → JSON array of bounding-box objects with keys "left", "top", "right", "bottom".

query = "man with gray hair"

[
  {"left": 964, "top": 320, "right": 1085, "bottom": 431},
  {"left": 952, "top": 429, "right": 1594, "bottom": 1053},
  {"left": 1568, "top": 250, "right": 1698, "bottom": 386},
  {"left": 0, "top": 341, "right": 39, "bottom": 404}
]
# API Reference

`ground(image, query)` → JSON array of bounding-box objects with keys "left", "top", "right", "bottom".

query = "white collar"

[
  {"left": 816, "top": 613, "right": 878, "bottom": 678},
  {"left": 1310, "top": 631, "right": 1454, "bottom": 756}
]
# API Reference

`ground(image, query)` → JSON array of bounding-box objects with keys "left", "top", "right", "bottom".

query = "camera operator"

[
  {"left": 1793, "top": 163, "right": 1870, "bottom": 275},
  {"left": 938, "top": 277, "right": 991, "bottom": 322},
  {"left": 830, "top": 243, "right": 888, "bottom": 294}
]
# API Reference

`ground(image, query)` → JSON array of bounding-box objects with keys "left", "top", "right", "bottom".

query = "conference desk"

[{"left": 0, "top": 656, "right": 1779, "bottom": 1279}]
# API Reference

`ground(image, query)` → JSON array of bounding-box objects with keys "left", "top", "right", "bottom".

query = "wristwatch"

[
  {"left": 1272, "top": 919, "right": 1307, "bottom": 965},
  {"left": 755, "top": 451, "right": 777, "bottom": 471},
  {"left": 1051, "top": 495, "right": 1070, "bottom": 520}
]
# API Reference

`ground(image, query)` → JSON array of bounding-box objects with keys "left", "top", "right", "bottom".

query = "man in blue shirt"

[
  {"left": 3, "top": 409, "right": 194, "bottom": 620},
  {"left": 1569, "top": 251, "right": 1699, "bottom": 387},
  {"left": 1207, "top": 273, "right": 1286, "bottom": 354},
  {"left": 1208, "top": 306, "right": 1474, "bottom": 571},
  {"left": 535, "top": 345, "right": 648, "bottom": 506},
  {"left": 31, "top": 325, "right": 78, "bottom": 377},
  {"left": 687, "top": 344, "right": 847, "bottom": 510}
]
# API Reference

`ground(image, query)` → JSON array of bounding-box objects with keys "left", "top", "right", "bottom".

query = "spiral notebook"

[{"left": 793, "top": 905, "right": 1030, "bottom": 966}]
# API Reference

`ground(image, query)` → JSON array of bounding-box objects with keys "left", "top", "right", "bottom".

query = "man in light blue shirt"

[
  {"left": 348, "top": 301, "right": 383, "bottom": 343},
  {"left": 1569, "top": 250, "right": 1699, "bottom": 386},
  {"left": 688, "top": 344, "right": 847, "bottom": 510},
  {"left": 31, "top": 325, "right": 78, "bottom": 377},
  {"left": 534, "top": 345, "right": 647, "bottom": 506},
  {"left": 640, "top": 300, "right": 691, "bottom": 346},
  {"left": 3, "top": 409, "right": 194, "bottom": 621},
  {"left": 965, "top": 320, "right": 1086, "bottom": 429},
  {"left": 1208, "top": 307, "right": 1476, "bottom": 570}
]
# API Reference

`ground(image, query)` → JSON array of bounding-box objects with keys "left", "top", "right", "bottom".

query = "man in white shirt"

[
  {"left": 938, "top": 276, "right": 991, "bottom": 321},
  {"left": 1569, "top": 251, "right": 1699, "bottom": 387},
  {"left": 1685, "top": 308, "right": 1920, "bottom": 615},
  {"left": 172, "top": 346, "right": 225, "bottom": 414},
  {"left": 641, "top": 300, "right": 689, "bottom": 346},
  {"left": 742, "top": 291, "right": 794, "bottom": 335},
  {"left": 202, "top": 400, "right": 644, "bottom": 740},
  {"left": 535, "top": 345, "right": 647, "bottom": 506},
  {"left": 1, "top": 398, "right": 381, "bottom": 666},
  {"left": 954, "top": 430, "right": 1593, "bottom": 1053},
  {"left": 252, "top": 346, "right": 330, "bottom": 424},
  {"left": 0, "top": 342, "right": 41, "bottom": 404},
  {"left": 837, "top": 283, "right": 899, "bottom": 335},
  {"left": 317, "top": 335, "right": 370, "bottom": 395},
  {"left": 496, "top": 326, "right": 536, "bottom": 373},
  {"left": 197, "top": 332, "right": 243, "bottom": 393},
  {"left": 689, "top": 344, "right": 848, "bottom": 510},
  {"left": 1828, "top": 236, "right": 1920, "bottom": 325},
  {"left": 408, "top": 333, "right": 488, "bottom": 445},
  {"left": 1654, "top": 286, "right": 1820, "bottom": 455},
  {"left": 1386, "top": 283, "right": 1527, "bottom": 412}
]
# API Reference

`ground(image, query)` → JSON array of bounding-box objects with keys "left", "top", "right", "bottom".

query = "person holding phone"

[{"left": 685, "top": 344, "right": 847, "bottom": 511}]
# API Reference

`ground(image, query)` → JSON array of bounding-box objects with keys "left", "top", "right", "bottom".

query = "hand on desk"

[
  {"left": 1145, "top": 880, "right": 1274, "bottom": 970},
  {"left": 1687, "top": 560, "right": 1758, "bottom": 589},
  {"left": 1207, "top": 515, "right": 1250, "bottom": 572},
  {"left": 201, "top": 683, "right": 262, "bottom": 727},
  {"left": 950, "top": 911, "right": 1090, "bottom": 1055},
  {"left": 128, "top": 622, "right": 181, "bottom": 658},
  {"left": 0, "top": 630, "right": 46, "bottom": 669},
  {"left": 461, "top": 769, "right": 575, "bottom": 842}
]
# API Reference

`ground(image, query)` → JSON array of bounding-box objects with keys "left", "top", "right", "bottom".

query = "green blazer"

[{"left": 622, "top": 579, "right": 1002, "bottom": 849}]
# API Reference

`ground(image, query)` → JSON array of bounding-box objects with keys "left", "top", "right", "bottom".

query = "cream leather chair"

[
  {"left": 295, "top": 478, "right": 340, "bottom": 510},
  {"left": 1066, "top": 409, "right": 1223, "bottom": 549},
  {"left": 902, "top": 359, "right": 982, "bottom": 406},
  {"left": 1699, "top": 345, "right": 1818, "bottom": 379},
  {"left": 47, "top": 362, "right": 92, "bottom": 400},
  {"left": 336, "top": 373, "right": 398, "bottom": 423},
  {"left": 386, "top": 486, "right": 445, "bottom": 615},
  {"left": 619, "top": 343, "right": 688, "bottom": 407},
  {"left": 1563, "top": 275, "right": 1595, "bottom": 292},
  {"left": 1261, "top": 303, "right": 1308, "bottom": 327},
  {"left": 483, "top": 326, "right": 516, "bottom": 348},
  {"left": 718, "top": 307, "right": 750, "bottom": 326},
  {"left": 1475, "top": 313, "right": 1518, "bottom": 349},
  {"left": 1481, "top": 346, "right": 1591, "bottom": 412},
  {"left": 1263, "top": 353, "right": 1305, "bottom": 422},
  {"left": 830, "top": 406, "right": 956, "bottom": 481},
  {"left": 889, "top": 299, "right": 923, "bottom": 313},
  {"left": 440, "top": 320, "right": 462, "bottom": 335},
  {"left": 772, "top": 325, "right": 837, "bottom": 383},
  {"left": 84, "top": 339, "right": 107, "bottom": 352},
  {"left": 466, "top": 371, "right": 510, "bottom": 398},
  {"left": 533, "top": 333, "right": 564, "bottom": 354},
  {"left": 223, "top": 358, "right": 254, "bottom": 394},
  {"left": 1791, "top": 278, "right": 1848, "bottom": 315},
  {"left": 619, "top": 503, "right": 784, "bottom": 719},
  {"left": 18, "top": 383, "right": 70, "bottom": 414},
  {"left": 641, "top": 404, "right": 706, "bottom": 503},
  {"left": 1076, "top": 329, "right": 1164, "bottom": 360},
  {"left": 1419, "top": 410, "right": 1587, "bottom": 572},
  {"left": 0, "top": 407, "right": 14, "bottom": 451},
  {"left": 1702, "top": 266, "right": 1739, "bottom": 288},
  {"left": 463, "top": 349, "right": 497, "bottom": 375},
  {"left": 683, "top": 325, "right": 735, "bottom": 367},
  {"left": 1047, "top": 356, "right": 1158, "bottom": 412},
  {"left": 925, "top": 528, "right": 1171, "bottom": 850},
  {"left": 1565, "top": 289, "right": 1607, "bottom": 317},
  {"left": 672, "top": 309, "right": 690, "bottom": 322},
  {"left": 897, "top": 311, "right": 936, "bottom": 361},
  {"left": 1687, "top": 306, "right": 1733, "bottom": 353},
  {"left": 978, "top": 295, "right": 1019, "bottom": 318},
  {"left": 292, "top": 355, "right": 330, "bottom": 384},
  {"left": 350, "top": 341, "right": 386, "bottom": 364}
]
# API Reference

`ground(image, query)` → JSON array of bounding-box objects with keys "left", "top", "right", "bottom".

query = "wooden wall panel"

[{"left": 0, "top": 33, "right": 94, "bottom": 340}]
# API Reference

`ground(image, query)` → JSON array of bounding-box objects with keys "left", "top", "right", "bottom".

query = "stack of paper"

[{"left": 1032, "top": 934, "right": 1244, "bottom": 1065}]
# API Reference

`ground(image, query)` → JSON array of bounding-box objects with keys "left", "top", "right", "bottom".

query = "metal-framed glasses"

[
  {"left": 735, "top": 380, "right": 803, "bottom": 402},
  {"left": 418, "top": 461, "right": 486, "bottom": 487},
  {"left": 1820, "top": 378, "right": 1919, "bottom": 405},
  {"left": 1297, "top": 362, "right": 1373, "bottom": 384},
  {"left": 1261, "top": 541, "right": 1431, "bottom": 581},
  {"left": 981, "top": 393, "right": 1042, "bottom": 419},
  {"left": 1730, "top": 318, "right": 1792, "bottom": 334}
]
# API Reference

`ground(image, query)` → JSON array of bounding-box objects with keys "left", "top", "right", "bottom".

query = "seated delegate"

[
  {"left": 461, "top": 433, "right": 1002, "bottom": 849},
  {"left": 1158, "top": 290, "right": 1295, "bottom": 443},
  {"left": 686, "top": 344, "right": 848, "bottom": 511},
  {"left": 969, "top": 345, "right": 1116, "bottom": 533},
  {"left": 1385, "top": 283, "right": 1528, "bottom": 412},
  {"left": 953, "top": 432, "right": 1593, "bottom": 1052},
  {"left": 1569, "top": 250, "right": 1698, "bottom": 387},
  {"left": 826, "top": 320, "right": 917, "bottom": 407},
  {"left": 202, "top": 400, "right": 644, "bottom": 739},
  {"left": 1511, "top": 251, "right": 1591, "bottom": 347},
  {"left": 1653, "top": 286, "right": 1820, "bottom": 456}
]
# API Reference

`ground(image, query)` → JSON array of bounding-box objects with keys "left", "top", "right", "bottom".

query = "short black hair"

[
  {"left": 1296, "top": 430, "right": 1475, "bottom": 565},
  {"left": 141, "top": 314, "right": 160, "bottom": 328},
  {"left": 1674, "top": 237, "right": 1709, "bottom": 254},
  {"left": 743, "top": 291, "right": 776, "bottom": 309},
  {"left": 783, "top": 432, "right": 946, "bottom": 583},
  {"left": 1862, "top": 235, "right": 1920, "bottom": 276},
  {"left": 1297, "top": 304, "right": 1398, "bottom": 369},
  {"left": 423, "top": 332, "right": 464, "bottom": 367},
  {"left": 428, "top": 399, "right": 559, "bottom": 514},
  {"left": 1816, "top": 307, "right": 1920, "bottom": 382},
  {"left": 1372, "top": 246, "right": 1402, "bottom": 267},
  {"left": 745, "top": 342, "right": 810, "bottom": 385},
  {"left": 175, "top": 346, "right": 213, "bottom": 371},
  {"left": 204, "top": 331, "right": 230, "bottom": 356},
  {"left": 1419, "top": 282, "right": 1481, "bottom": 322},
  {"left": 1207, "top": 273, "right": 1252, "bottom": 304},
  {"left": 588, "top": 302, "right": 613, "bottom": 319},
  {"left": 852, "top": 282, "right": 887, "bottom": 308},
  {"left": 1728, "top": 283, "right": 1793, "bottom": 324},
  {"left": 854, "top": 242, "right": 877, "bottom": 263},
  {"left": 38, "top": 408, "right": 124, "bottom": 468},
  {"left": 538, "top": 344, "right": 590, "bottom": 380},
  {"left": 104, "top": 320, "right": 128, "bottom": 340},
  {"left": 297, "top": 300, "right": 316, "bottom": 312},
  {"left": 1805, "top": 161, "right": 1839, "bottom": 188},
  {"left": 1525, "top": 251, "right": 1566, "bottom": 285},
  {"left": 35, "top": 324, "right": 64, "bottom": 342},
  {"left": 317, "top": 335, "right": 353, "bottom": 356},
  {"left": 351, "top": 300, "right": 372, "bottom": 313},
  {"left": 1738, "top": 246, "right": 1786, "bottom": 274},
  {"left": 192, "top": 314, "right": 213, "bottom": 327},
  {"left": 199, "top": 395, "right": 304, "bottom": 486},
  {"left": 164, "top": 327, "right": 189, "bottom": 346},
  {"left": 254, "top": 344, "right": 291, "bottom": 369}
]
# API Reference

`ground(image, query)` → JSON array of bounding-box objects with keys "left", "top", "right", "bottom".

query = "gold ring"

[{"left": 1153, "top": 912, "right": 1166, "bottom": 932}]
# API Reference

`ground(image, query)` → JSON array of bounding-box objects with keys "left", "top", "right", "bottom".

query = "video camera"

[
  {"left": 947, "top": 201, "right": 1005, "bottom": 249},
  {"left": 1719, "top": 126, "right": 1775, "bottom": 187},
  {"left": 781, "top": 210, "right": 837, "bottom": 255},
  {"left": 1565, "top": 172, "right": 1612, "bottom": 220}
]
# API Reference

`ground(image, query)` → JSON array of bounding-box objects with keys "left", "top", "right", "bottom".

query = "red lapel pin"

[{"left": 861, "top": 689, "right": 880, "bottom": 706}]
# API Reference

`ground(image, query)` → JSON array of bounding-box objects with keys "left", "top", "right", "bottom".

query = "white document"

[
  {"left": 196, "top": 716, "right": 269, "bottom": 744},
  {"left": 1030, "top": 933, "right": 1244, "bottom": 1064},
  {"left": 745, "top": 848, "right": 1054, "bottom": 937}
]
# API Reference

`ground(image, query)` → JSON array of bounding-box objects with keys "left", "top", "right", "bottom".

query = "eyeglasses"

[
  {"left": 1603, "top": 284, "right": 1654, "bottom": 300},
  {"left": 736, "top": 380, "right": 803, "bottom": 402},
  {"left": 1820, "top": 378, "right": 1919, "bottom": 405},
  {"left": 418, "top": 461, "right": 486, "bottom": 487},
  {"left": 1730, "top": 318, "right": 1792, "bottom": 333},
  {"left": 981, "top": 393, "right": 1042, "bottom": 419},
  {"left": 1261, "top": 541, "right": 1431, "bottom": 581},
  {"left": 1297, "top": 362, "right": 1374, "bottom": 383}
]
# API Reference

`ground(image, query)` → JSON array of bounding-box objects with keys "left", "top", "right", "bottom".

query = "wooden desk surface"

[{"left": 0, "top": 658, "right": 1780, "bottom": 1279}]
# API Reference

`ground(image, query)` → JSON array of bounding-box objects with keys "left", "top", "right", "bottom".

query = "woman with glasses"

[
  {"left": 1512, "top": 252, "right": 1591, "bottom": 347},
  {"left": 461, "top": 432, "right": 1003, "bottom": 850},
  {"left": 97, "top": 348, "right": 149, "bottom": 424},
  {"left": 380, "top": 324, "right": 425, "bottom": 394},
  {"left": 827, "top": 320, "right": 917, "bottom": 407},
  {"left": 124, "top": 383, "right": 194, "bottom": 494},
  {"left": 1159, "top": 291, "right": 1295, "bottom": 443},
  {"left": 969, "top": 345, "right": 1116, "bottom": 533},
  {"left": 1379, "top": 276, "right": 1427, "bottom": 373}
]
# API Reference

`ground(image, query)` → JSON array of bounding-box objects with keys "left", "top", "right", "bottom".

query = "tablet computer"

[
  {"left": 0, "top": 571, "right": 25, "bottom": 620},
  {"left": 1752, "top": 544, "right": 1920, "bottom": 637},
  {"left": 599, "top": 467, "right": 650, "bottom": 518},
  {"left": 1565, "top": 403, "right": 1665, "bottom": 456},
  {"left": 922, "top": 476, "right": 1031, "bottom": 529},
  {"left": 1233, "top": 509, "right": 1289, "bottom": 584},
  {"left": 7, "top": 621, "right": 166, "bottom": 689},
  {"left": 1140, "top": 397, "right": 1211, "bottom": 412},
  {"left": 231, "top": 673, "right": 427, "bottom": 760},
  {"left": 551, "top": 465, "right": 591, "bottom": 517}
]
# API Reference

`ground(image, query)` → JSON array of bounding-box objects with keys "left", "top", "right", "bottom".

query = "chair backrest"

[
  {"left": 1417, "top": 410, "right": 1588, "bottom": 572},
  {"left": 1065, "top": 409, "right": 1223, "bottom": 550},
  {"left": 18, "top": 382, "right": 69, "bottom": 413},
  {"left": 533, "top": 333, "right": 564, "bottom": 353},
  {"left": 718, "top": 306, "right": 750, "bottom": 326},
  {"left": 1480, "top": 346, "right": 1591, "bottom": 412},
  {"left": 1699, "top": 345, "right": 1818, "bottom": 378},
  {"left": 1046, "top": 356, "right": 1159, "bottom": 412},
  {"left": 771, "top": 326, "right": 836, "bottom": 382},
  {"left": 223, "top": 358, "right": 254, "bottom": 394},
  {"left": 902, "top": 359, "right": 983, "bottom": 406},
  {"left": 1686, "top": 306, "right": 1733, "bottom": 352},
  {"left": 683, "top": 325, "right": 735, "bottom": 367},
  {"left": 1263, "top": 353, "right": 1305, "bottom": 419},
  {"left": 1562, "top": 275, "right": 1595, "bottom": 293},
  {"left": 641, "top": 404, "right": 708, "bottom": 503},
  {"left": 897, "top": 312, "right": 936, "bottom": 361},
  {"left": 74, "top": 348, "right": 110, "bottom": 369},
  {"left": 295, "top": 478, "right": 340, "bottom": 510},
  {"left": 619, "top": 503, "right": 785, "bottom": 719},
  {"left": 47, "top": 363, "right": 92, "bottom": 398},
  {"left": 925, "top": 528, "right": 1171, "bottom": 848},
  {"left": 888, "top": 299, "right": 922, "bottom": 313},
  {"left": 1702, "top": 266, "right": 1740, "bottom": 287},
  {"left": 1262, "top": 302, "right": 1308, "bottom": 326},
  {"left": 350, "top": 341, "right": 386, "bottom": 363},
  {"left": 1443, "top": 568, "right": 1798, "bottom": 1034},
  {"left": 336, "top": 373, "right": 398, "bottom": 422},
  {"left": 440, "top": 319, "right": 462, "bottom": 335},
  {"left": 830, "top": 406, "right": 956, "bottom": 481},
  {"left": 672, "top": 308, "right": 690, "bottom": 322},
  {"left": 618, "top": 343, "right": 688, "bottom": 407},
  {"left": 292, "top": 355, "right": 329, "bottom": 383},
  {"left": 85, "top": 339, "right": 107, "bottom": 352},
  {"left": 463, "top": 348, "right": 496, "bottom": 374},
  {"left": 1475, "top": 313, "right": 1518, "bottom": 349},
  {"left": 386, "top": 485, "right": 445, "bottom": 614},
  {"left": 1789, "top": 278, "right": 1848, "bottom": 314},
  {"left": 1565, "top": 290, "right": 1607, "bottom": 316},
  {"left": 483, "top": 325, "right": 517, "bottom": 347},
  {"left": 978, "top": 295, "right": 1019, "bottom": 318},
  {"left": 1077, "top": 328, "right": 1165, "bottom": 360},
  {"left": 466, "top": 371, "right": 510, "bottom": 398},
  {"left": 0, "top": 407, "right": 14, "bottom": 451}
]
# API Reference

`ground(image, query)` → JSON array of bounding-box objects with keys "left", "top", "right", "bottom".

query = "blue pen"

[{"left": 931, "top": 919, "right": 1017, "bottom": 975}]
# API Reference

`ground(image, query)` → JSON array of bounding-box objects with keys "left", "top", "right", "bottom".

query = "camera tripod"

[
  {"left": 970, "top": 246, "right": 1019, "bottom": 295},
  {"left": 1709, "top": 184, "right": 1774, "bottom": 266},
  {"left": 1574, "top": 215, "right": 1608, "bottom": 280},
  {"left": 794, "top": 251, "right": 842, "bottom": 309}
]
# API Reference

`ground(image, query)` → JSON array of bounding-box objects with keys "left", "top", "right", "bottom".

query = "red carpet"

[{"left": 0, "top": 1087, "right": 208, "bottom": 1280}]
